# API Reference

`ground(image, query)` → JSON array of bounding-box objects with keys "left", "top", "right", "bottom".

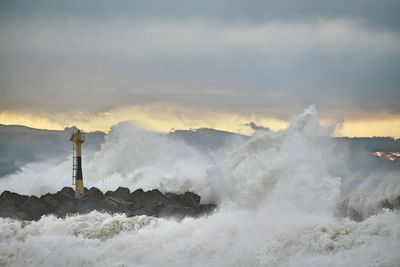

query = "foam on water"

[{"left": 0, "top": 106, "right": 399, "bottom": 266}]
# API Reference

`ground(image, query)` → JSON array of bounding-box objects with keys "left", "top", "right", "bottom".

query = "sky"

[{"left": 0, "top": 0, "right": 399, "bottom": 136}]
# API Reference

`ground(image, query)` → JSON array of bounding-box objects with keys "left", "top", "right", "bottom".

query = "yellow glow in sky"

[
  {"left": 0, "top": 106, "right": 399, "bottom": 138},
  {"left": 337, "top": 118, "right": 400, "bottom": 138}
]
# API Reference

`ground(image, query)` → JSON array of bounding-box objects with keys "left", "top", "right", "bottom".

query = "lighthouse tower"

[{"left": 71, "top": 129, "right": 85, "bottom": 199}]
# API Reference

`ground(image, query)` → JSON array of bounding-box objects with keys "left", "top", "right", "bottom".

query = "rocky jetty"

[{"left": 0, "top": 187, "right": 216, "bottom": 221}]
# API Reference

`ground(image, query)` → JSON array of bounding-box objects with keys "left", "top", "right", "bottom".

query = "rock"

[
  {"left": 104, "top": 190, "right": 113, "bottom": 197},
  {"left": 181, "top": 192, "right": 201, "bottom": 208},
  {"left": 59, "top": 187, "right": 75, "bottom": 200},
  {"left": 165, "top": 192, "right": 201, "bottom": 209},
  {"left": 130, "top": 189, "right": 170, "bottom": 216},
  {"left": 40, "top": 193, "right": 59, "bottom": 210},
  {"left": 111, "top": 187, "right": 131, "bottom": 202},
  {"left": 0, "top": 188, "right": 216, "bottom": 221},
  {"left": 133, "top": 189, "right": 169, "bottom": 206},
  {"left": 75, "top": 187, "right": 104, "bottom": 213},
  {"left": 0, "top": 206, "right": 29, "bottom": 220},
  {"left": 0, "top": 191, "right": 29, "bottom": 206},
  {"left": 198, "top": 204, "right": 216, "bottom": 215},
  {"left": 164, "top": 192, "right": 181, "bottom": 203},
  {"left": 23, "top": 196, "right": 49, "bottom": 220},
  {"left": 131, "top": 188, "right": 144, "bottom": 199},
  {"left": 101, "top": 196, "right": 130, "bottom": 212},
  {"left": 75, "top": 198, "right": 98, "bottom": 213},
  {"left": 52, "top": 191, "right": 76, "bottom": 217},
  {"left": 0, "top": 191, "right": 31, "bottom": 220},
  {"left": 86, "top": 187, "right": 103, "bottom": 201}
]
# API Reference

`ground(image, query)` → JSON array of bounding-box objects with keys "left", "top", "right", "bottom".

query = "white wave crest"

[{"left": 0, "top": 106, "right": 399, "bottom": 266}]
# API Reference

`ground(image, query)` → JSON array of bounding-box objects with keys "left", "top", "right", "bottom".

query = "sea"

[{"left": 0, "top": 106, "right": 399, "bottom": 267}]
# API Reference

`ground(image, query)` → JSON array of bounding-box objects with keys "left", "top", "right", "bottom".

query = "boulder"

[
  {"left": 181, "top": 192, "right": 201, "bottom": 209},
  {"left": 52, "top": 190, "right": 76, "bottom": 217},
  {"left": 0, "top": 207, "right": 29, "bottom": 220},
  {"left": 101, "top": 196, "right": 130, "bottom": 213},
  {"left": 130, "top": 189, "right": 170, "bottom": 216},
  {"left": 75, "top": 187, "right": 104, "bottom": 213},
  {"left": 0, "top": 191, "right": 29, "bottom": 207},
  {"left": 165, "top": 192, "right": 201, "bottom": 209},
  {"left": 0, "top": 191, "right": 31, "bottom": 220},
  {"left": 23, "top": 196, "right": 49, "bottom": 220},
  {"left": 40, "top": 193, "right": 59, "bottom": 210},
  {"left": 0, "top": 188, "right": 216, "bottom": 220},
  {"left": 198, "top": 204, "right": 216, "bottom": 216},
  {"left": 58, "top": 187, "right": 75, "bottom": 200},
  {"left": 104, "top": 190, "right": 113, "bottom": 197},
  {"left": 111, "top": 187, "right": 131, "bottom": 202},
  {"left": 133, "top": 189, "right": 169, "bottom": 206},
  {"left": 75, "top": 198, "right": 98, "bottom": 213},
  {"left": 130, "top": 189, "right": 144, "bottom": 200},
  {"left": 86, "top": 187, "right": 104, "bottom": 201}
]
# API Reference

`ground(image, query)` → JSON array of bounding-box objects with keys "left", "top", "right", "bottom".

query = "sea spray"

[{"left": 0, "top": 106, "right": 399, "bottom": 266}]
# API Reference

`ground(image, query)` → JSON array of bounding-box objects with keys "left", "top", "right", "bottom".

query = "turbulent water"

[{"left": 1, "top": 106, "right": 399, "bottom": 267}]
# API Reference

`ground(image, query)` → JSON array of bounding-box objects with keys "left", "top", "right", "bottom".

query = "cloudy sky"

[{"left": 0, "top": 0, "right": 399, "bottom": 136}]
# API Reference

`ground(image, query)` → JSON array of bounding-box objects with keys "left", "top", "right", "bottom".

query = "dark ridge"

[
  {"left": 0, "top": 124, "right": 105, "bottom": 177},
  {"left": 0, "top": 187, "right": 216, "bottom": 221}
]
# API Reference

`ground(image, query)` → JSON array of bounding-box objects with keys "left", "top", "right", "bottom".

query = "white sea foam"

[{"left": 0, "top": 106, "right": 399, "bottom": 266}]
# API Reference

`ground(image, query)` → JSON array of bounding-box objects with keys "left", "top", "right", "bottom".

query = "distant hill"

[
  {"left": 336, "top": 137, "right": 400, "bottom": 153},
  {"left": 0, "top": 125, "right": 105, "bottom": 177},
  {"left": 0, "top": 124, "right": 399, "bottom": 178},
  {"left": 333, "top": 136, "right": 400, "bottom": 172}
]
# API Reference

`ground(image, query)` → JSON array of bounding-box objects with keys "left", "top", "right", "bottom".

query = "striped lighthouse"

[{"left": 70, "top": 129, "right": 85, "bottom": 200}]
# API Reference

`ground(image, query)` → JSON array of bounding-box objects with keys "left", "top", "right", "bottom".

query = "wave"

[{"left": 0, "top": 106, "right": 399, "bottom": 266}]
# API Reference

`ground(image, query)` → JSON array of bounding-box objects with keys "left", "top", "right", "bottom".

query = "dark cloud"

[
  {"left": 0, "top": 1, "right": 399, "bottom": 120},
  {"left": 1, "top": 0, "right": 400, "bottom": 30}
]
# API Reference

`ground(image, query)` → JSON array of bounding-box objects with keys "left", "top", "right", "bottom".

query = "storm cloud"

[{"left": 0, "top": 0, "right": 399, "bottom": 121}]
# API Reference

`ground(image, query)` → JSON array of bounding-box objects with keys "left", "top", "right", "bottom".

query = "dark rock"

[
  {"left": 0, "top": 191, "right": 29, "bottom": 206},
  {"left": 110, "top": 187, "right": 131, "bottom": 202},
  {"left": 86, "top": 187, "right": 103, "bottom": 201},
  {"left": 133, "top": 189, "right": 169, "bottom": 206},
  {"left": 76, "top": 198, "right": 98, "bottom": 213},
  {"left": 198, "top": 204, "right": 216, "bottom": 215},
  {"left": 165, "top": 192, "right": 201, "bottom": 209},
  {"left": 165, "top": 192, "right": 181, "bottom": 204},
  {"left": 76, "top": 187, "right": 104, "bottom": 213},
  {"left": 0, "top": 188, "right": 216, "bottom": 221},
  {"left": 129, "top": 189, "right": 172, "bottom": 216},
  {"left": 104, "top": 190, "right": 113, "bottom": 197},
  {"left": 40, "top": 193, "right": 59, "bottom": 210},
  {"left": 52, "top": 192, "right": 76, "bottom": 217},
  {"left": 59, "top": 187, "right": 75, "bottom": 200},
  {"left": 23, "top": 196, "right": 49, "bottom": 220},
  {"left": 182, "top": 192, "right": 201, "bottom": 208},
  {"left": 0, "top": 191, "right": 31, "bottom": 220},
  {"left": 131, "top": 188, "right": 144, "bottom": 200},
  {"left": 0, "top": 207, "right": 29, "bottom": 220},
  {"left": 101, "top": 196, "right": 131, "bottom": 213}
]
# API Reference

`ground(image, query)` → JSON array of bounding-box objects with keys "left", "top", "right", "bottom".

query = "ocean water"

[{"left": 0, "top": 106, "right": 399, "bottom": 267}]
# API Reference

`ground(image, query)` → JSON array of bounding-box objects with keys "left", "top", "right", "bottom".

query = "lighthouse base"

[{"left": 75, "top": 180, "right": 85, "bottom": 200}]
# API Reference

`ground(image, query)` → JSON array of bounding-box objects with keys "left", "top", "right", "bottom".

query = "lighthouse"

[{"left": 70, "top": 129, "right": 85, "bottom": 199}]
